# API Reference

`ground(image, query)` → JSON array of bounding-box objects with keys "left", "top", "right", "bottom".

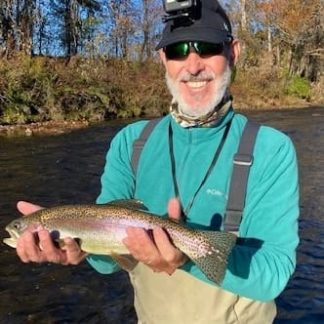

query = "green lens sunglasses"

[{"left": 164, "top": 41, "right": 228, "bottom": 60}]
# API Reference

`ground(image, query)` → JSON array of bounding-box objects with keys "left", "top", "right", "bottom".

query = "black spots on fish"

[
  {"left": 188, "top": 231, "right": 237, "bottom": 284},
  {"left": 193, "top": 248, "right": 227, "bottom": 284},
  {"left": 199, "top": 251, "right": 226, "bottom": 284},
  {"left": 39, "top": 205, "right": 90, "bottom": 222},
  {"left": 109, "top": 199, "right": 148, "bottom": 211}
]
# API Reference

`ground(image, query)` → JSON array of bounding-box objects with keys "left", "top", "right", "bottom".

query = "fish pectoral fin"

[{"left": 111, "top": 252, "right": 138, "bottom": 272}]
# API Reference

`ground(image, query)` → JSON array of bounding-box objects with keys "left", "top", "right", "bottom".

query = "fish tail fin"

[{"left": 189, "top": 231, "right": 237, "bottom": 285}]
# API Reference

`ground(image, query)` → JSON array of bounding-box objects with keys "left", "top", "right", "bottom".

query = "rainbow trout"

[{"left": 3, "top": 200, "right": 237, "bottom": 284}]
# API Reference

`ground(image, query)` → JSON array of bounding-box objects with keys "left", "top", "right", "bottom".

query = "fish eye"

[{"left": 13, "top": 221, "right": 21, "bottom": 230}]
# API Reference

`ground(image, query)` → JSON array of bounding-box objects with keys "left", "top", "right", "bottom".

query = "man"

[{"left": 16, "top": 1, "right": 299, "bottom": 323}]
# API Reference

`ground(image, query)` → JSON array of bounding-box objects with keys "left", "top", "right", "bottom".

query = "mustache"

[{"left": 179, "top": 71, "right": 215, "bottom": 82}]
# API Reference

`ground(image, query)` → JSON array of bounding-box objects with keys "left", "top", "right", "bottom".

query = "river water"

[{"left": 0, "top": 107, "right": 323, "bottom": 323}]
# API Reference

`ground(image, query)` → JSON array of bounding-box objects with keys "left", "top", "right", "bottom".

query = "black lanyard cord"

[{"left": 168, "top": 120, "right": 232, "bottom": 218}]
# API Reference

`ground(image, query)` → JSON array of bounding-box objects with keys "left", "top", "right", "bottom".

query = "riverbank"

[
  {"left": 1, "top": 56, "right": 323, "bottom": 129},
  {"left": 0, "top": 120, "right": 89, "bottom": 137},
  {"left": 1, "top": 105, "right": 323, "bottom": 137}
]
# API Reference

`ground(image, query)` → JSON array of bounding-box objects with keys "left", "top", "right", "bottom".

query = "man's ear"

[
  {"left": 230, "top": 39, "right": 241, "bottom": 66},
  {"left": 159, "top": 49, "right": 167, "bottom": 68}
]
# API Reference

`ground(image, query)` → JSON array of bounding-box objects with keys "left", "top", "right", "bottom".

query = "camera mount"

[{"left": 162, "top": 0, "right": 200, "bottom": 23}]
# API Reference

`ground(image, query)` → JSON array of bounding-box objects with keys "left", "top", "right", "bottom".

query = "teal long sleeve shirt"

[{"left": 87, "top": 109, "right": 299, "bottom": 302}]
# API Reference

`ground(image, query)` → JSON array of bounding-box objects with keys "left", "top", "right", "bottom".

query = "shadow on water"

[{"left": 0, "top": 108, "right": 323, "bottom": 323}]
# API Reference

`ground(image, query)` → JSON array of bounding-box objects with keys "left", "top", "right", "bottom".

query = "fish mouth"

[{"left": 3, "top": 226, "right": 20, "bottom": 248}]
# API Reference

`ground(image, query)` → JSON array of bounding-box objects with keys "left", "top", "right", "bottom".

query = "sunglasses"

[{"left": 164, "top": 41, "right": 228, "bottom": 60}]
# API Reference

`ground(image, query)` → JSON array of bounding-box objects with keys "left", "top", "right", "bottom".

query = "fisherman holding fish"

[{"left": 5, "top": 1, "right": 299, "bottom": 323}]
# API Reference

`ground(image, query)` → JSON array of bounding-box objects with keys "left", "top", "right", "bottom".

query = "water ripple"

[{"left": 1, "top": 108, "right": 324, "bottom": 322}]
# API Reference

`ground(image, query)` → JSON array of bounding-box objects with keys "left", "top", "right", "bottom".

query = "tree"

[
  {"left": 52, "top": 0, "right": 101, "bottom": 57},
  {"left": 0, "top": 0, "right": 36, "bottom": 56},
  {"left": 138, "top": 0, "right": 162, "bottom": 61},
  {"left": 259, "top": 0, "right": 322, "bottom": 80},
  {"left": 0, "top": 0, "right": 16, "bottom": 57},
  {"left": 107, "top": 0, "right": 136, "bottom": 58}
]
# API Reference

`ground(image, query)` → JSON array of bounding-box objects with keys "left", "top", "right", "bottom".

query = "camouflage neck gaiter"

[{"left": 170, "top": 92, "right": 232, "bottom": 128}]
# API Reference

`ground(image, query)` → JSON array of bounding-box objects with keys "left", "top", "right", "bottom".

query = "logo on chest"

[{"left": 206, "top": 188, "right": 226, "bottom": 199}]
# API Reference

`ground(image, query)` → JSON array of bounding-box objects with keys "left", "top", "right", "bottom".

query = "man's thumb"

[
  {"left": 167, "top": 198, "right": 182, "bottom": 221},
  {"left": 17, "top": 201, "right": 43, "bottom": 216}
]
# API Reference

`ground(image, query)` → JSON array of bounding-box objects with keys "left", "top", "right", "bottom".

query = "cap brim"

[{"left": 156, "top": 27, "right": 231, "bottom": 50}]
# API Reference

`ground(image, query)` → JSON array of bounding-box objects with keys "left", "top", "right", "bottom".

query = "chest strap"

[
  {"left": 131, "top": 118, "right": 163, "bottom": 174},
  {"left": 224, "top": 121, "right": 260, "bottom": 232},
  {"left": 131, "top": 118, "right": 260, "bottom": 232}
]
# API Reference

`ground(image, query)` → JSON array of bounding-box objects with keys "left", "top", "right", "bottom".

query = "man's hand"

[
  {"left": 15, "top": 201, "right": 87, "bottom": 265},
  {"left": 122, "top": 198, "right": 188, "bottom": 275}
]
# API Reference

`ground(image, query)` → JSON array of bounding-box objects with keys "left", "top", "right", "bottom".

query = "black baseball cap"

[{"left": 156, "top": 0, "right": 233, "bottom": 50}]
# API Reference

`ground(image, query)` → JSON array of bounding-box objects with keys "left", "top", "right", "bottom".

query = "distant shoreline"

[
  {"left": 1, "top": 105, "right": 323, "bottom": 137},
  {"left": 0, "top": 120, "right": 89, "bottom": 137}
]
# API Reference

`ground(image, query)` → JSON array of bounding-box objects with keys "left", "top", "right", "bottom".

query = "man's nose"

[{"left": 185, "top": 52, "right": 204, "bottom": 75}]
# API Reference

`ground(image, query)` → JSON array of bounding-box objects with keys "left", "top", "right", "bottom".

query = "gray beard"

[{"left": 166, "top": 64, "right": 232, "bottom": 118}]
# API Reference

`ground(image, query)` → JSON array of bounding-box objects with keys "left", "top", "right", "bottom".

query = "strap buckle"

[
  {"left": 233, "top": 153, "right": 253, "bottom": 166},
  {"left": 225, "top": 210, "right": 242, "bottom": 232}
]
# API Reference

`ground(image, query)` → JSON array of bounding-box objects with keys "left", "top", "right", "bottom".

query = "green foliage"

[
  {"left": 0, "top": 55, "right": 169, "bottom": 125},
  {"left": 0, "top": 53, "right": 320, "bottom": 126},
  {"left": 230, "top": 64, "right": 308, "bottom": 109},
  {"left": 0, "top": 55, "right": 58, "bottom": 124},
  {"left": 286, "top": 76, "right": 311, "bottom": 99}
]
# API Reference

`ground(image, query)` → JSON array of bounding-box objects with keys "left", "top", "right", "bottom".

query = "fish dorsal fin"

[{"left": 108, "top": 199, "right": 148, "bottom": 211}]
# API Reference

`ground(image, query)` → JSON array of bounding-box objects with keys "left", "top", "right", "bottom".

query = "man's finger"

[
  {"left": 124, "top": 227, "right": 160, "bottom": 263},
  {"left": 16, "top": 230, "right": 44, "bottom": 263},
  {"left": 153, "top": 227, "right": 177, "bottom": 262},
  {"left": 63, "top": 238, "right": 87, "bottom": 265},
  {"left": 37, "top": 229, "right": 63, "bottom": 263}
]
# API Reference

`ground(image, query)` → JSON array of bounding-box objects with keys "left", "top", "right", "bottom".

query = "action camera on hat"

[{"left": 157, "top": 0, "right": 233, "bottom": 50}]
